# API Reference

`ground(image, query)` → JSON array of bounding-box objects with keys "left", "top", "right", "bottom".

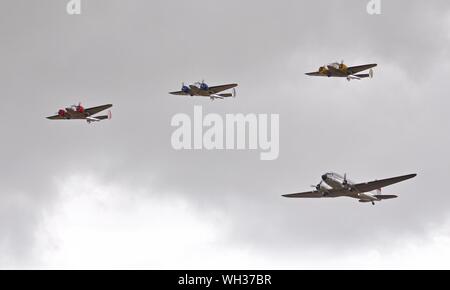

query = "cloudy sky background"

[{"left": 1, "top": 0, "right": 450, "bottom": 269}]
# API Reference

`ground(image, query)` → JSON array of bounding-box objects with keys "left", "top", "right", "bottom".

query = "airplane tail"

[
  {"left": 214, "top": 88, "right": 236, "bottom": 98},
  {"left": 353, "top": 69, "right": 374, "bottom": 80},
  {"left": 374, "top": 195, "right": 398, "bottom": 200},
  {"left": 92, "top": 111, "right": 112, "bottom": 121},
  {"left": 217, "top": 93, "right": 233, "bottom": 98},
  {"left": 353, "top": 73, "right": 369, "bottom": 79}
]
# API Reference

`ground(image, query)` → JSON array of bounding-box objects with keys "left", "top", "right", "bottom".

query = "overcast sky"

[{"left": 1, "top": 0, "right": 450, "bottom": 269}]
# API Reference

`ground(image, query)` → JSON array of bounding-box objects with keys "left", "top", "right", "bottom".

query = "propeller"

[
  {"left": 199, "top": 79, "right": 209, "bottom": 90},
  {"left": 312, "top": 181, "right": 329, "bottom": 196},
  {"left": 76, "top": 101, "right": 85, "bottom": 113},
  {"left": 339, "top": 60, "right": 346, "bottom": 70},
  {"left": 311, "top": 181, "right": 322, "bottom": 191},
  {"left": 342, "top": 173, "right": 348, "bottom": 186}
]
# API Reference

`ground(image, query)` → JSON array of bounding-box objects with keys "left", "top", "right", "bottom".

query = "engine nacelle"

[
  {"left": 182, "top": 85, "right": 190, "bottom": 94},
  {"left": 200, "top": 82, "right": 209, "bottom": 90},
  {"left": 339, "top": 63, "right": 348, "bottom": 71},
  {"left": 318, "top": 66, "right": 327, "bottom": 74},
  {"left": 58, "top": 109, "right": 66, "bottom": 117},
  {"left": 318, "top": 182, "right": 332, "bottom": 194},
  {"left": 76, "top": 105, "right": 85, "bottom": 113}
]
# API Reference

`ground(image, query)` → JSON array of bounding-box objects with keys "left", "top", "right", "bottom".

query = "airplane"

[
  {"left": 306, "top": 61, "right": 377, "bottom": 81},
  {"left": 46, "top": 103, "right": 112, "bottom": 124},
  {"left": 283, "top": 172, "right": 417, "bottom": 205},
  {"left": 169, "top": 81, "right": 238, "bottom": 101}
]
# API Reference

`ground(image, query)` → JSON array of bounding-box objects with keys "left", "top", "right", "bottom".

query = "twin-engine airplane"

[
  {"left": 283, "top": 172, "right": 416, "bottom": 205},
  {"left": 170, "top": 81, "right": 238, "bottom": 100},
  {"left": 306, "top": 61, "right": 377, "bottom": 81},
  {"left": 46, "top": 103, "right": 112, "bottom": 124}
]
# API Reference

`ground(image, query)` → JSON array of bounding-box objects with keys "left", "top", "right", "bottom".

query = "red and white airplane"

[{"left": 47, "top": 103, "right": 112, "bottom": 124}]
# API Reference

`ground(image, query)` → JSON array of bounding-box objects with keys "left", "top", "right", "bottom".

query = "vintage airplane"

[
  {"left": 169, "top": 81, "right": 238, "bottom": 100},
  {"left": 46, "top": 103, "right": 112, "bottom": 124},
  {"left": 306, "top": 61, "right": 377, "bottom": 81},
  {"left": 283, "top": 172, "right": 416, "bottom": 205}
]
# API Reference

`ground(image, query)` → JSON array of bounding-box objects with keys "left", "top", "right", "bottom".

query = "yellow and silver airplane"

[{"left": 306, "top": 61, "right": 377, "bottom": 81}]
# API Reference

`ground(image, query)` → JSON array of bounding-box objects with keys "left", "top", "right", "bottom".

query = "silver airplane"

[{"left": 283, "top": 172, "right": 417, "bottom": 205}]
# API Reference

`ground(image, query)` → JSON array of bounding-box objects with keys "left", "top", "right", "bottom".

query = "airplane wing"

[
  {"left": 282, "top": 187, "right": 348, "bottom": 198},
  {"left": 305, "top": 72, "right": 326, "bottom": 77},
  {"left": 353, "top": 174, "right": 416, "bottom": 193},
  {"left": 169, "top": 91, "right": 189, "bottom": 96},
  {"left": 92, "top": 115, "right": 110, "bottom": 121},
  {"left": 282, "top": 190, "right": 325, "bottom": 198},
  {"left": 208, "top": 84, "right": 238, "bottom": 94},
  {"left": 46, "top": 115, "right": 65, "bottom": 120},
  {"left": 85, "top": 104, "right": 113, "bottom": 116},
  {"left": 347, "top": 64, "right": 377, "bottom": 75}
]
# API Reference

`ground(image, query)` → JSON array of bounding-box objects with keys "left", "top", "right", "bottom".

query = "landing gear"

[{"left": 372, "top": 201, "right": 375, "bottom": 206}]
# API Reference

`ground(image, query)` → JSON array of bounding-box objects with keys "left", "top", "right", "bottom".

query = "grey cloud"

[{"left": 1, "top": 0, "right": 450, "bottom": 267}]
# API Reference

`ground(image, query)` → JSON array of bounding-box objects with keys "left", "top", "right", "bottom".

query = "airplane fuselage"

[
  {"left": 320, "top": 172, "right": 378, "bottom": 202},
  {"left": 60, "top": 107, "right": 104, "bottom": 123},
  {"left": 189, "top": 85, "right": 212, "bottom": 97},
  {"left": 63, "top": 107, "right": 91, "bottom": 119}
]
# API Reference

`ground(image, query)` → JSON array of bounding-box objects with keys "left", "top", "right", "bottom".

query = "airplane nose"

[{"left": 321, "top": 174, "right": 328, "bottom": 181}]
